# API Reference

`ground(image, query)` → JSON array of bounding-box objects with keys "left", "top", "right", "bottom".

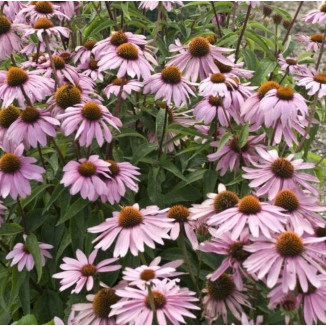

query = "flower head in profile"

[
  {"left": 0, "top": 143, "right": 45, "bottom": 199},
  {"left": 167, "top": 36, "right": 233, "bottom": 82},
  {"left": 6, "top": 235, "right": 52, "bottom": 271},
  {"left": 110, "top": 279, "right": 199, "bottom": 325},
  {"left": 58, "top": 101, "right": 122, "bottom": 147},
  {"left": 7, "top": 106, "right": 59, "bottom": 149},
  {"left": 88, "top": 204, "right": 173, "bottom": 257},
  {"left": 214, "top": 56, "right": 254, "bottom": 79},
  {"left": 104, "top": 77, "right": 142, "bottom": 100},
  {"left": 143, "top": 66, "right": 196, "bottom": 107},
  {"left": 208, "top": 195, "right": 287, "bottom": 240},
  {"left": 278, "top": 54, "right": 307, "bottom": 75},
  {"left": 0, "top": 67, "right": 54, "bottom": 108},
  {"left": 0, "top": 105, "right": 21, "bottom": 144},
  {"left": 243, "top": 148, "right": 319, "bottom": 200},
  {"left": 244, "top": 230, "right": 326, "bottom": 293},
  {"left": 202, "top": 273, "right": 250, "bottom": 324},
  {"left": 53, "top": 249, "right": 121, "bottom": 294},
  {"left": 139, "top": 1, "right": 184, "bottom": 12},
  {"left": 297, "top": 34, "right": 324, "bottom": 52},
  {"left": 78, "top": 57, "right": 104, "bottom": 82},
  {"left": 297, "top": 69, "right": 326, "bottom": 98},
  {"left": 60, "top": 156, "right": 111, "bottom": 201},
  {"left": 123, "top": 256, "right": 183, "bottom": 286},
  {"left": 304, "top": 3, "right": 326, "bottom": 24},
  {"left": 74, "top": 40, "right": 97, "bottom": 64}
]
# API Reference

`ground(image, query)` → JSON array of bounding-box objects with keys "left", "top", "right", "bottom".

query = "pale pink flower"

[
  {"left": 104, "top": 77, "right": 142, "bottom": 100},
  {"left": 214, "top": 55, "right": 254, "bottom": 79},
  {"left": 0, "top": 1, "right": 24, "bottom": 21},
  {"left": 297, "top": 69, "right": 326, "bottom": 98},
  {"left": 242, "top": 148, "right": 319, "bottom": 200},
  {"left": 241, "top": 313, "right": 264, "bottom": 325},
  {"left": 122, "top": 256, "right": 183, "bottom": 286},
  {"left": 74, "top": 40, "right": 97, "bottom": 64},
  {"left": 78, "top": 58, "right": 104, "bottom": 82},
  {"left": 243, "top": 230, "right": 326, "bottom": 293},
  {"left": 297, "top": 34, "right": 324, "bottom": 52},
  {"left": 110, "top": 279, "right": 199, "bottom": 325},
  {"left": 88, "top": 204, "right": 173, "bottom": 257},
  {"left": 304, "top": 3, "right": 326, "bottom": 24},
  {"left": 53, "top": 249, "right": 121, "bottom": 294},
  {"left": 58, "top": 101, "right": 122, "bottom": 147},
  {"left": 6, "top": 234, "right": 52, "bottom": 271},
  {"left": 0, "top": 105, "right": 21, "bottom": 145},
  {"left": 60, "top": 155, "right": 111, "bottom": 201},
  {"left": 278, "top": 54, "right": 307, "bottom": 75},
  {"left": 139, "top": 1, "right": 184, "bottom": 11},
  {"left": 56, "top": 1, "right": 77, "bottom": 19}
]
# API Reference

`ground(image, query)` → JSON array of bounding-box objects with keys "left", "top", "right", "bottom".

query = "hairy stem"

[
  {"left": 211, "top": 1, "right": 222, "bottom": 37},
  {"left": 158, "top": 107, "right": 169, "bottom": 159},
  {"left": 316, "top": 24, "right": 326, "bottom": 70},
  {"left": 235, "top": 4, "right": 251, "bottom": 61}
]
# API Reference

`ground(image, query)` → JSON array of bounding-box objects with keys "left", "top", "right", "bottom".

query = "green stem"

[
  {"left": 146, "top": 284, "right": 158, "bottom": 325},
  {"left": 153, "top": 2, "right": 163, "bottom": 42},
  {"left": 138, "top": 251, "right": 147, "bottom": 265},
  {"left": 210, "top": 1, "right": 222, "bottom": 37},
  {"left": 316, "top": 23, "right": 326, "bottom": 70},
  {"left": 234, "top": 4, "right": 251, "bottom": 61},
  {"left": 43, "top": 33, "right": 59, "bottom": 90},
  {"left": 282, "top": 2, "right": 303, "bottom": 46},
  {"left": 275, "top": 23, "right": 278, "bottom": 58},
  {"left": 279, "top": 68, "right": 289, "bottom": 84},
  {"left": 17, "top": 197, "right": 27, "bottom": 234},
  {"left": 158, "top": 107, "right": 168, "bottom": 159}
]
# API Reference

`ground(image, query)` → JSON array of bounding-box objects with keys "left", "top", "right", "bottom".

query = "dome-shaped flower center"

[
  {"left": 238, "top": 195, "right": 261, "bottom": 215},
  {"left": 32, "top": 51, "right": 45, "bottom": 62},
  {"left": 285, "top": 58, "right": 297, "bottom": 65},
  {"left": 313, "top": 73, "right": 326, "bottom": 84},
  {"left": 210, "top": 73, "right": 226, "bottom": 83},
  {"left": 208, "top": 96, "right": 221, "bottom": 106},
  {"left": 214, "top": 59, "right": 232, "bottom": 73},
  {"left": 78, "top": 161, "right": 97, "bottom": 177},
  {"left": 0, "top": 105, "right": 20, "bottom": 128},
  {"left": 117, "top": 43, "right": 139, "bottom": 60},
  {"left": 257, "top": 81, "right": 280, "bottom": 99},
  {"left": 52, "top": 56, "right": 65, "bottom": 70},
  {"left": 228, "top": 241, "right": 250, "bottom": 262},
  {"left": 81, "top": 264, "right": 97, "bottom": 276},
  {"left": 281, "top": 293, "right": 297, "bottom": 311},
  {"left": 298, "top": 281, "right": 317, "bottom": 294},
  {"left": 106, "top": 160, "right": 120, "bottom": 176},
  {"left": 188, "top": 37, "right": 210, "bottom": 57},
  {"left": 113, "top": 77, "right": 127, "bottom": 86},
  {"left": 229, "top": 135, "right": 249, "bottom": 153},
  {"left": 88, "top": 59, "right": 98, "bottom": 70},
  {"left": 310, "top": 33, "right": 323, "bottom": 43},
  {"left": 206, "top": 274, "right": 234, "bottom": 300},
  {"left": 140, "top": 268, "right": 156, "bottom": 281},
  {"left": 315, "top": 227, "right": 326, "bottom": 237},
  {"left": 161, "top": 66, "right": 182, "bottom": 85},
  {"left": 276, "top": 231, "right": 304, "bottom": 257},
  {"left": 145, "top": 290, "right": 167, "bottom": 309},
  {"left": 34, "top": 1, "right": 54, "bottom": 14},
  {"left": 263, "top": 5, "right": 273, "bottom": 16},
  {"left": 55, "top": 84, "right": 81, "bottom": 109},
  {"left": 92, "top": 288, "right": 119, "bottom": 318},
  {"left": 167, "top": 205, "right": 189, "bottom": 222},
  {"left": 213, "top": 190, "right": 239, "bottom": 213},
  {"left": 7, "top": 67, "right": 28, "bottom": 87},
  {"left": 206, "top": 35, "right": 217, "bottom": 44},
  {"left": 83, "top": 40, "right": 96, "bottom": 50},
  {"left": 33, "top": 17, "right": 54, "bottom": 29},
  {"left": 321, "top": 3, "right": 326, "bottom": 12},
  {"left": 0, "top": 15, "right": 11, "bottom": 35},
  {"left": 59, "top": 52, "right": 71, "bottom": 62},
  {"left": 21, "top": 106, "right": 40, "bottom": 124},
  {"left": 82, "top": 102, "right": 102, "bottom": 121},
  {"left": 0, "top": 153, "right": 21, "bottom": 173},
  {"left": 118, "top": 206, "right": 143, "bottom": 228},
  {"left": 274, "top": 190, "right": 299, "bottom": 212},
  {"left": 272, "top": 13, "right": 282, "bottom": 24},
  {"left": 271, "top": 158, "right": 294, "bottom": 179},
  {"left": 276, "top": 86, "right": 294, "bottom": 100},
  {"left": 110, "top": 31, "right": 128, "bottom": 46}
]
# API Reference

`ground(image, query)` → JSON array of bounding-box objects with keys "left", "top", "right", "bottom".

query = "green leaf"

[
  {"left": 42, "top": 184, "right": 66, "bottom": 214},
  {"left": 21, "top": 184, "right": 51, "bottom": 208},
  {"left": 11, "top": 314, "right": 37, "bottom": 325},
  {"left": 203, "top": 170, "right": 219, "bottom": 194},
  {"left": 215, "top": 131, "right": 232, "bottom": 154},
  {"left": 56, "top": 197, "right": 89, "bottom": 225},
  {"left": 241, "top": 48, "right": 258, "bottom": 70},
  {"left": 159, "top": 160, "right": 188, "bottom": 183},
  {"left": 251, "top": 59, "right": 277, "bottom": 85},
  {"left": 114, "top": 127, "right": 147, "bottom": 140},
  {"left": 26, "top": 234, "right": 43, "bottom": 283},
  {"left": 239, "top": 122, "right": 250, "bottom": 147},
  {"left": 55, "top": 230, "right": 71, "bottom": 261},
  {"left": 156, "top": 108, "right": 168, "bottom": 147},
  {"left": 132, "top": 143, "right": 157, "bottom": 164},
  {"left": 0, "top": 223, "right": 24, "bottom": 236},
  {"left": 167, "top": 123, "right": 210, "bottom": 139}
]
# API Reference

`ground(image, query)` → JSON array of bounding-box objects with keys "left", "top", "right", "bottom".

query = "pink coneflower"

[
  {"left": 139, "top": 1, "right": 184, "bottom": 11},
  {"left": 242, "top": 148, "right": 319, "bottom": 200},
  {"left": 78, "top": 58, "right": 104, "bottom": 82},
  {"left": 0, "top": 67, "right": 54, "bottom": 108},
  {"left": 0, "top": 1, "right": 24, "bottom": 21},
  {"left": 208, "top": 134, "right": 266, "bottom": 176},
  {"left": 208, "top": 195, "right": 287, "bottom": 240},
  {"left": 166, "top": 205, "right": 198, "bottom": 249},
  {"left": 6, "top": 235, "right": 52, "bottom": 271},
  {"left": 297, "top": 34, "right": 324, "bottom": 52},
  {"left": 24, "top": 17, "right": 71, "bottom": 42},
  {"left": 0, "top": 15, "right": 25, "bottom": 60},
  {"left": 53, "top": 249, "right": 121, "bottom": 294},
  {"left": 189, "top": 185, "right": 240, "bottom": 225},
  {"left": 202, "top": 273, "right": 250, "bottom": 324},
  {"left": 16, "top": 1, "right": 68, "bottom": 23},
  {"left": 104, "top": 77, "right": 142, "bottom": 100},
  {"left": 110, "top": 279, "right": 199, "bottom": 325},
  {"left": 214, "top": 56, "right": 254, "bottom": 79},
  {"left": 199, "top": 230, "right": 251, "bottom": 290},
  {"left": 88, "top": 204, "right": 173, "bottom": 257},
  {"left": 98, "top": 42, "right": 154, "bottom": 79},
  {"left": 304, "top": 3, "right": 326, "bottom": 24},
  {"left": 297, "top": 70, "right": 326, "bottom": 98},
  {"left": 70, "top": 283, "right": 124, "bottom": 325},
  {"left": 0, "top": 105, "right": 21, "bottom": 144},
  {"left": 60, "top": 155, "right": 110, "bottom": 201},
  {"left": 58, "top": 101, "right": 122, "bottom": 147},
  {"left": 74, "top": 40, "right": 96, "bottom": 64},
  {"left": 274, "top": 189, "right": 326, "bottom": 236},
  {"left": 0, "top": 200, "right": 6, "bottom": 227},
  {"left": 167, "top": 36, "right": 233, "bottom": 82},
  {"left": 241, "top": 313, "right": 263, "bottom": 325},
  {"left": 123, "top": 256, "right": 183, "bottom": 286},
  {"left": 144, "top": 66, "right": 196, "bottom": 107},
  {"left": 55, "top": 1, "right": 77, "bottom": 19},
  {"left": 243, "top": 230, "right": 326, "bottom": 293},
  {"left": 0, "top": 143, "right": 45, "bottom": 199},
  {"left": 7, "top": 106, "right": 59, "bottom": 149},
  {"left": 99, "top": 160, "right": 140, "bottom": 204},
  {"left": 278, "top": 54, "right": 307, "bottom": 75}
]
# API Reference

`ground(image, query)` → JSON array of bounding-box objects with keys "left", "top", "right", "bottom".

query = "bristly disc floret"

[
  {"left": 210, "top": 73, "right": 226, "bottom": 83},
  {"left": 167, "top": 205, "right": 190, "bottom": 222},
  {"left": 106, "top": 160, "right": 120, "bottom": 176},
  {"left": 161, "top": 66, "right": 182, "bottom": 84},
  {"left": 0, "top": 105, "right": 20, "bottom": 128},
  {"left": 310, "top": 33, "right": 323, "bottom": 43},
  {"left": 214, "top": 191, "right": 239, "bottom": 213},
  {"left": 33, "top": 17, "right": 54, "bottom": 29},
  {"left": 271, "top": 158, "right": 294, "bottom": 179},
  {"left": 274, "top": 190, "right": 299, "bottom": 212},
  {"left": 34, "top": 1, "right": 54, "bottom": 14},
  {"left": 78, "top": 161, "right": 97, "bottom": 177},
  {"left": 55, "top": 84, "right": 81, "bottom": 109},
  {"left": 110, "top": 31, "right": 128, "bottom": 46},
  {"left": 0, "top": 153, "right": 21, "bottom": 173},
  {"left": 314, "top": 73, "right": 326, "bottom": 84},
  {"left": 276, "top": 86, "right": 294, "bottom": 100},
  {"left": 257, "top": 81, "right": 280, "bottom": 99},
  {"left": 0, "top": 15, "right": 11, "bottom": 34},
  {"left": 188, "top": 37, "right": 210, "bottom": 57},
  {"left": 117, "top": 43, "right": 139, "bottom": 60},
  {"left": 92, "top": 288, "right": 119, "bottom": 318},
  {"left": 6, "top": 67, "right": 28, "bottom": 87},
  {"left": 21, "top": 106, "right": 40, "bottom": 124},
  {"left": 145, "top": 290, "right": 166, "bottom": 309},
  {"left": 206, "top": 274, "right": 234, "bottom": 300},
  {"left": 118, "top": 206, "right": 143, "bottom": 228},
  {"left": 276, "top": 231, "right": 304, "bottom": 257},
  {"left": 81, "top": 102, "right": 102, "bottom": 121},
  {"left": 238, "top": 195, "right": 261, "bottom": 215}
]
